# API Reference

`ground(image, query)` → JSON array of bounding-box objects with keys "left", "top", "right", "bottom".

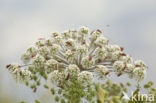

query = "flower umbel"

[
  {"left": 6, "top": 26, "right": 149, "bottom": 103},
  {"left": 6, "top": 26, "right": 147, "bottom": 84}
]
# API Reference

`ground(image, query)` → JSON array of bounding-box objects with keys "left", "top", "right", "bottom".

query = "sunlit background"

[{"left": 0, "top": 0, "right": 156, "bottom": 103}]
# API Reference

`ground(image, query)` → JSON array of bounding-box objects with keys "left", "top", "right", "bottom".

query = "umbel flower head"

[{"left": 6, "top": 26, "right": 147, "bottom": 85}]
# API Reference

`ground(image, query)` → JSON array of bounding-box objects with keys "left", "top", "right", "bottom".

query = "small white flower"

[
  {"left": 126, "top": 64, "right": 135, "bottom": 72},
  {"left": 105, "top": 45, "right": 112, "bottom": 52},
  {"left": 50, "top": 70, "right": 65, "bottom": 83},
  {"left": 65, "top": 50, "right": 76, "bottom": 63},
  {"left": 94, "top": 36, "right": 108, "bottom": 46},
  {"left": 62, "top": 31, "right": 70, "bottom": 39},
  {"left": 133, "top": 67, "right": 146, "bottom": 81},
  {"left": 45, "top": 59, "right": 58, "bottom": 73},
  {"left": 11, "top": 68, "right": 32, "bottom": 82},
  {"left": 65, "top": 64, "right": 80, "bottom": 78},
  {"left": 26, "top": 47, "right": 37, "bottom": 57},
  {"left": 78, "top": 26, "right": 89, "bottom": 35},
  {"left": 113, "top": 61, "right": 125, "bottom": 72},
  {"left": 89, "top": 30, "right": 102, "bottom": 41},
  {"left": 45, "top": 39, "right": 53, "bottom": 46},
  {"left": 7, "top": 63, "right": 21, "bottom": 73},
  {"left": 49, "top": 44, "right": 60, "bottom": 55},
  {"left": 51, "top": 70, "right": 59, "bottom": 81},
  {"left": 135, "top": 60, "right": 147, "bottom": 68},
  {"left": 38, "top": 46, "right": 50, "bottom": 57},
  {"left": 65, "top": 50, "right": 74, "bottom": 56},
  {"left": 81, "top": 56, "right": 95, "bottom": 69},
  {"left": 120, "top": 55, "right": 133, "bottom": 63},
  {"left": 95, "top": 47, "right": 107, "bottom": 59},
  {"left": 78, "top": 71, "right": 94, "bottom": 84},
  {"left": 32, "top": 56, "right": 45, "bottom": 68},
  {"left": 36, "top": 38, "right": 46, "bottom": 47},
  {"left": 65, "top": 39, "right": 76, "bottom": 49},
  {"left": 76, "top": 45, "right": 88, "bottom": 55},
  {"left": 95, "top": 65, "right": 109, "bottom": 78},
  {"left": 112, "top": 45, "right": 121, "bottom": 51}
]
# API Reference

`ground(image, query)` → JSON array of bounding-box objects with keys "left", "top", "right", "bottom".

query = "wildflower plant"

[{"left": 6, "top": 27, "right": 156, "bottom": 103}]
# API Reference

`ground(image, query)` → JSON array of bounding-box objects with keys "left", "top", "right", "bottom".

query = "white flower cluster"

[
  {"left": 94, "top": 47, "right": 107, "bottom": 59},
  {"left": 20, "top": 69, "right": 32, "bottom": 77},
  {"left": 78, "top": 71, "right": 94, "bottom": 84},
  {"left": 32, "top": 56, "right": 45, "bottom": 69},
  {"left": 95, "top": 65, "right": 109, "bottom": 78},
  {"left": 65, "top": 50, "right": 76, "bottom": 63},
  {"left": 79, "top": 26, "right": 89, "bottom": 36},
  {"left": 21, "top": 47, "right": 37, "bottom": 64},
  {"left": 6, "top": 63, "right": 32, "bottom": 82},
  {"left": 113, "top": 59, "right": 147, "bottom": 81},
  {"left": 94, "top": 36, "right": 108, "bottom": 46},
  {"left": 81, "top": 56, "right": 95, "bottom": 69},
  {"left": 50, "top": 64, "right": 93, "bottom": 85},
  {"left": 113, "top": 61, "right": 125, "bottom": 72},
  {"left": 49, "top": 44, "right": 60, "bottom": 55},
  {"left": 76, "top": 45, "right": 88, "bottom": 55},
  {"left": 7, "top": 26, "right": 148, "bottom": 85},
  {"left": 50, "top": 70, "right": 65, "bottom": 84},
  {"left": 45, "top": 59, "right": 59, "bottom": 73},
  {"left": 7, "top": 63, "right": 20, "bottom": 73},
  {"left": 65, "top": 64, "right": 80, "bottom": 78},
  {"left": 89, "top": 30, "right": 101, "bottom": 41},
  {"left": 38, "top": 46, "right": 50, "bottom": 57}
]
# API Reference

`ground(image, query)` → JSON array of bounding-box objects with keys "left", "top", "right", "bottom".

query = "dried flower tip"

[{"left": 6, "top": 64, "right": 11, "bottom": 68}]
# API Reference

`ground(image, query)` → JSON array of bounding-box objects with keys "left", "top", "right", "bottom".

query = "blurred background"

[{"left": 0, "top": 0, "right": 156, "bottom": 103}]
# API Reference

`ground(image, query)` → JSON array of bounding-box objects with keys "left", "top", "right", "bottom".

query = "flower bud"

[
  {"left": 94, "top": 36, "right": 108, "bottom": 46},
  {"left": 79, "top": 26, "right": 89, "bottom": 35},
  {"left": 106, "top": 45, "right": 121, "bottom": 52},
  {"left": 36, "top": 38, "right": 46, "bottom": 47},
  {"left": 89, "top": 30, "right": 102, "bottom": 41},
  {"left": 119, "top": 55, "right": 133, "bottom": 63},
  {"left": 62, "top": 31, "right": 70, "bottom": 39},
  {"left": 70, "top": 30, "right": 77, "bottom": 39},
  {"left": 53, "top": 36, "right": 62, "bottom": 44},
  {"left": 125, "top": 64, "right": 135, "bottom": 72},
  {"left": 52, "top": 32, "right": 59, "bottom": 37}
]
